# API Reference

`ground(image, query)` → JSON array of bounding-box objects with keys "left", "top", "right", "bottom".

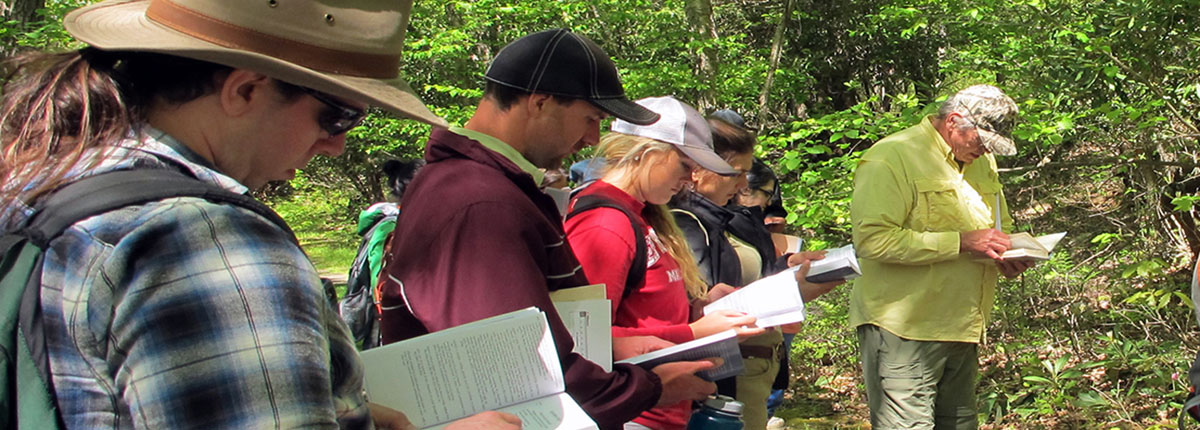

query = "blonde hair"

[{"left": 596, "top": 132, "right": 709, "bottom": 300}]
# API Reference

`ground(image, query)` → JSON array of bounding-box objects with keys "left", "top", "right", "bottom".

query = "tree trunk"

[
  {"left": 758, "top": 0, "right": 794, "bottom": 122},
  {"left": 685, "top": 0, "right": 719, "bottom": 111},
  {"left": 2, "top": 0, "right": 43, "bottom": 56},
  {"left": 2, "top": 0, "right": 43, "bottom": 24}
]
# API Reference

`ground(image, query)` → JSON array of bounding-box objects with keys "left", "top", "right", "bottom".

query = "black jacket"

[
  {"left": 669, "top": 190, "right": 742, "bottom": 287},
  {"left": 670, "top": 191, "right": 789, "bottom": 286},
  {"left": 725, "top": 204, "right": 790, "bottom": 276}
]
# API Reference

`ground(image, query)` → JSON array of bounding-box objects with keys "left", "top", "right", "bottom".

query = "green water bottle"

[{"left": 687, "top": 395, "right": 744, "bottom": 430}]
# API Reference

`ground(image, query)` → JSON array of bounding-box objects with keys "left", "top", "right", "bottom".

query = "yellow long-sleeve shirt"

[{"left": 849, "top": 116, "right": 1012, "bottom": 343}]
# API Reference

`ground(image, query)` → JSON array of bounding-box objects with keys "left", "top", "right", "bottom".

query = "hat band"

[{"left": 146, "top": 0, "right": 399, "bottom": 78}]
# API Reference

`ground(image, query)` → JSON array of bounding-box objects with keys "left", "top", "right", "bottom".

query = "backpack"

[
  {"left": 564, "top": 194, "right": 647, "bottom": 299},
  {"left": 338, "top": 213, "right": 395, "bottom": 350},
  {"left": 1, "top": 168, "right": 293, "bottom": 429}
]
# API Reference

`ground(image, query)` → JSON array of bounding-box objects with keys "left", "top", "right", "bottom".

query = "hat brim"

[
  {"left": 978, "top": 129, "right": 1016, "bottom": 156},
  {"left": 64, "top": 1, "right": 446, "bottom": 128},
  {"left": 677, "top": 144, "right": 738, "bottom": 176},
  {"left": 591, "top": 98, "right": 661, "bottom": 126}
]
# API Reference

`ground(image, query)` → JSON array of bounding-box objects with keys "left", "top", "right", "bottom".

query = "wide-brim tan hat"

[{"left": 64, "top": 0, "right": 446, "bottom": 127}]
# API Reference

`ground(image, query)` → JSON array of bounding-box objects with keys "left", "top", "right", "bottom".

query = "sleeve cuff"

[{"left": 938, "top": 231, "right": 961, "bottom": 257}]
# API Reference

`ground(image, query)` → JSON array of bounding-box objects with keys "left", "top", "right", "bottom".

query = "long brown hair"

[
  {"left": 595, "top": 132, "right": 709, "bottom": 300},
  {"left": 1, "top": 48, "right": 231, "bottom": 205}
]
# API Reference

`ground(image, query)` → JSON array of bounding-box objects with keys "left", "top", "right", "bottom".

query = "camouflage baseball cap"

[{"left": 948, "top": 85, "right": 1019, "bottom": 156}]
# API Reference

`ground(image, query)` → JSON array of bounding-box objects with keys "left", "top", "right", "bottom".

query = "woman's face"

[
  {"left": 693, "top": 151, "right": 754, "bottom": 206},
  {"left": 736, "top": 179, "right": 776, "bottom": 209},
  {"left": 639, "top": 147, "right": 698, "bottom": 205}
]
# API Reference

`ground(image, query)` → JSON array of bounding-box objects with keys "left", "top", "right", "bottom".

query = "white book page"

[
  {"left": 616, "top": 330, "right": 736, "bottom": 364},
  {"left": 553, "top": 298, "right": 613, "bottom": 371},
  {"left": 425, "top": 393, "right": 597, "bottom": 430},
  {"left": 756, "top": 308, "right": 806, "bottom": 327},
  {"left": 360, "top": 308, "right": 564, "bottom": 428},
  {"left": 702, "top": 268, "right": 804, "bottom": 327},
  {"left": 615, "top": 330, "right": 743, "bottom": 381},
  {"left": 1008, "top": 232, "right": 1045, "bottom": 252},
  {"left": 1035, "top": 232, "right": 1067, "bottom": 252},
  {"left": 808, "top": 245, "right": 858, "bottom": 277},
  {"left": 784, "top": 234, "right": 803, "bottom": 254}
]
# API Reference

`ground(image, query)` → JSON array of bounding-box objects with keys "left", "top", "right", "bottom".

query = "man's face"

[
  {"left": 524, "top": 98, "right": 606, "bottom": 169},
  {"left": 238, "top": 83, "right": 364, "bottom": 188},
  {"left": 947, "top": 113, "right": 989, "bottom": 164}
]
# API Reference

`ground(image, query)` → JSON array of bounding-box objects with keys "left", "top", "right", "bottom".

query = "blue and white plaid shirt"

[{"left": 4, "top": 128, "right": 372, "bottom": 429}]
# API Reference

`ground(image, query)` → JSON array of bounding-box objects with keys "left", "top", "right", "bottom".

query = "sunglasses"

[
  {"left": 738, "top": 186, "right": 775, "bottom": 197},
  {"left": 298, "top": 86, "right": 367, "bottom": 136}
]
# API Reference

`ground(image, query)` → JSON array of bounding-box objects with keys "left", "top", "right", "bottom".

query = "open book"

[
  {"left": 615, "top": 330, "right": 744, "bottom": 381},
  {"left": 806, "top": 245, "right": 861, "bottom": 283},
  {"left": 359, "top": 308, "right": 598, "bottom": 430},
  {"left": 702, "top": 267, "right": 805, "bottom": 328},
  {"left": 997, "top": 232, "right": 1067, "bottom": 261}
]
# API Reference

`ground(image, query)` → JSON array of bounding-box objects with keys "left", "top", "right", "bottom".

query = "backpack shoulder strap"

[
  {"left": 25, "top": 169, "right": 294, "bottom": 246},
  {"left": 565, "top": 194, "right": 646, "bottom": 299}
]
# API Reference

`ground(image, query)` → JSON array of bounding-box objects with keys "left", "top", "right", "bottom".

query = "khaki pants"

[
  {"left": 736, "top": 330, "right": 783, "bottom": 430},
  {"left": 857, "top": 325, "right": 979, "bottom": 430}
]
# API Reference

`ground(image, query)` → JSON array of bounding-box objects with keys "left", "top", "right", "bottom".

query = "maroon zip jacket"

[{"left": 378, "top": 128, "right": 662, "bottom": 429}]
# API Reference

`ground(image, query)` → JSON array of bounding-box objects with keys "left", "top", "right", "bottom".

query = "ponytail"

[
  {"left": 1, "top": 48, "right": 132, "bottom": 204},
  {"left": 1, "top": 48, "right": 232, "bottom": 204}
]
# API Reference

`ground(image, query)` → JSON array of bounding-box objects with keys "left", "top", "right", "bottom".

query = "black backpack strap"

[
  {"left": 16, "top": 168, "right": 295, "bottom": 427},
  {"left": 565, "top": 194, "right": 646, "bottom": 299},
  {"left": 25, "top": 169, "right": 294, "bottom": 246}
]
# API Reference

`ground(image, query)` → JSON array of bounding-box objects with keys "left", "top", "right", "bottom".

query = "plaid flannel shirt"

[{"left": 4, "top": 128, "right": 372, "bottom": 429}]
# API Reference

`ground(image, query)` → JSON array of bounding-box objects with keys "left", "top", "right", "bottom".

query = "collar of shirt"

[
  {"left": 585, "top": 179, "right": 648, "bottom": 215},
  {"left": 124, "top": 126, "right": 250, "bottom": 195},
  {"left": 2, "top": 126, "right": 251, "bottom": 231},
  {"left": 448, "top": 126, "right": 544, "bottom": 185},
  {"left": 918, "top": 116, "right": 965, "bottom": 174}
]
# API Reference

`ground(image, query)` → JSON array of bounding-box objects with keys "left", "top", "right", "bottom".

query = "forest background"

[{"left": 6, "top": 0, "right": 1200, "bottom": 428}]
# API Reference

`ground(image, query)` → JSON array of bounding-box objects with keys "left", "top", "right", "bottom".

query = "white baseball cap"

[{"left": 611, "top": 96, "right": 738, "bottom": 176}]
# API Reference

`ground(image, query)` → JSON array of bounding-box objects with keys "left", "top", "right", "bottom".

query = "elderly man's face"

[{"left": 947, "top": 113, "right": 988, "bottom": 164}]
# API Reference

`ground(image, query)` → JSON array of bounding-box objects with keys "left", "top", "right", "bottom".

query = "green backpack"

[{"left": 0, "top": 168, "right": 293, "bottom": 429}]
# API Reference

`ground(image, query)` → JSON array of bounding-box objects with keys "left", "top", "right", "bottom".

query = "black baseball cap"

[{"left": 484, "top": 29, "right": 660, "bottom": 125}]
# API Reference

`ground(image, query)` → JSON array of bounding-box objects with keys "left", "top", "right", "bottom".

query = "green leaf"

[
  {"left": 1023, "top": 375, "right": 1052, "bottom": 384},
  {"left": 785, "top": 157, "right": 802, "bottom": 171}
]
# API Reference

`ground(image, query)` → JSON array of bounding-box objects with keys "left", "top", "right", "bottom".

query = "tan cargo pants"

[{"left": 857, "top": 324, "right": 979, "bottom": 430}]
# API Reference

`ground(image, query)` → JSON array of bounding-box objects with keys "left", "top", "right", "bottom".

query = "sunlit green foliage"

[{"left": 8, "top": 0, "right": 1200, "bottom": 426}]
